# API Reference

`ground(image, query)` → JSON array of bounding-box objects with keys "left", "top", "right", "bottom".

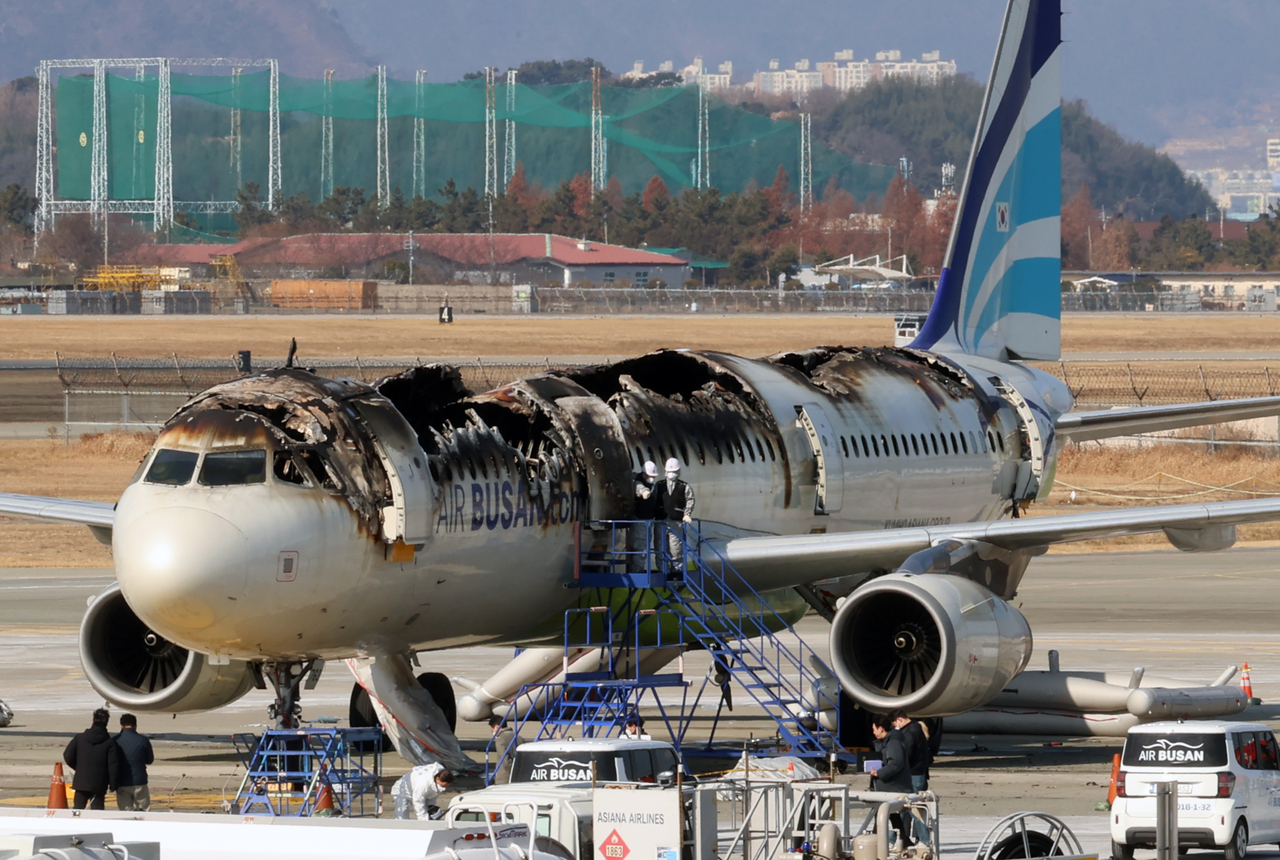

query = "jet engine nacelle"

[
  {"left": 829, "top": 573, "right": 1032, "bottom": 717},
  {"left": 79, "top": 583, "right": 256, "bottom": 712}
]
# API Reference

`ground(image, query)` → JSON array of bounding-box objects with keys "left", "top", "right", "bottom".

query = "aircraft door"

[
  {"left": 552, "top": 395, "right": 633, "bottom": 522},
  {"left": 353, "top": 399, "right": 433, "bottom": 545},
  {"left": 993, "top": 381, "right": 1056, "bottom": 503},
  {"left": 797, "top": 403, "right": 843, "bottom": 514}
]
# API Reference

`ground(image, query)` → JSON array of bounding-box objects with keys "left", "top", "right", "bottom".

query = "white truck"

[{"left": 452, "top": 738, "right": 687, "bottom": 860}]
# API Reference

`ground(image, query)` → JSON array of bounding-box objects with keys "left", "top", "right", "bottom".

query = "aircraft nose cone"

[{"left": 115, "top": 506, "right": 248, "bottom": 634}]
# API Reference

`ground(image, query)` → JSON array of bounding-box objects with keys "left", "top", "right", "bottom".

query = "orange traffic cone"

[
  {"left": 1241, "top": 663, "right": 1255, "bottom": 700},
  {"left": 1106, "top": 753, "right": 1121, "bottom": 807},
  {"left": 47, "top": 763, "right": 68, "bottom": 810},
  {"left": 313, "top": 780, "right": 334, "bottom": 815}
]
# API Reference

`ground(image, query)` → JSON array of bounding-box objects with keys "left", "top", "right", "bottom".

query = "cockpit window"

[
  {"left": 298, "top": 449, "right": 337, "bottom": 490},
  {"left": 144, "top": 449, "right": 199, "bottom": 486},
  {"left": 199, "top": 450, "right": 267, "bottom": 486},
  {"left": 272, "top": 450, "right": 310, "bottom": 486}
]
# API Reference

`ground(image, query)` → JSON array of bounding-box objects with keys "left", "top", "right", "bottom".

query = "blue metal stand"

[
  {"left": 232, "top": 726, "right": 382, "bottom": 816},
  {"left": 484, "top": 520, "right": 849, "bottom": 783}
]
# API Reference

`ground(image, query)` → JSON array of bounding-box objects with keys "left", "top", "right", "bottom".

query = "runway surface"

[{"left": 1, "top": 547, "right": 1278, "bottom": 851}]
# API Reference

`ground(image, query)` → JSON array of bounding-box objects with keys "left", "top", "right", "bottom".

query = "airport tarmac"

[{"left": 1, "top": 548, "right": 1278, "bottom": 855}]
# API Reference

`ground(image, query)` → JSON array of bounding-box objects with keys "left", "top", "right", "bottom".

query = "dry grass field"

[
  {"left": 2, "top": 431, "right": 1278, "bottom": 567},
  {"left": 4, "top": 312, "right": 1280, "bottom": 360}
]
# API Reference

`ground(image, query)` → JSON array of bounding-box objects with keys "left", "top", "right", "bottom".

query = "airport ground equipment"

[
  {"left": 231, "top": 726, "right": 382, "bottom": 817},
  {"left": 0, "top": 698, "right": 12, "bottom": 727},
  {"left": 450, "top": 775, "right": 938, "bottom": 860},
  {"left": 973, "top": 812, "right": 1082, "bottom": 860},
  {"left": 0, "top": 833, "right": 159, "bottom": 860},
  {"left": 485, "top": 520, "right": 845, "bottom": 781}
]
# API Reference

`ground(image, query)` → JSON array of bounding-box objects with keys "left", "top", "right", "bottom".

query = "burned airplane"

[{"left": 7, "top": 0, "right": 1280, "bottom": 767}]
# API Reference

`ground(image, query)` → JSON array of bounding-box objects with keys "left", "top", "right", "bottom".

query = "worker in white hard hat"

[
  {"left": 654, "top": 457, "right": 695, "bottom": 573},
  {"left": 629, "top": 461, "right": 660, "bottom": 572}
]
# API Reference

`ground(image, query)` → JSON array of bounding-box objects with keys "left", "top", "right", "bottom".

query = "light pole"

[{"left": 404, "top": 231, "right": 416, "bottom": 284}]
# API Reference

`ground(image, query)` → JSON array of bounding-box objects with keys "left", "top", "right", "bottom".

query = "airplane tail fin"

[{"left": 911, "top": 0, "right": 1062, "bottom": 361}]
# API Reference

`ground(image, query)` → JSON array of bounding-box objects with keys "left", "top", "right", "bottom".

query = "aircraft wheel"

[{"left": 417, "top": 672, "right": 457, "bottom": 733}]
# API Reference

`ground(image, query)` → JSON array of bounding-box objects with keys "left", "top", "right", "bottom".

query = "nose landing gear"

[{"left": 254, "top": 660, "right": 324, "bottom": 728}]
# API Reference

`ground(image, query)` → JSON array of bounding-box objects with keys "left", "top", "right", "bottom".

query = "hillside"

[
  {"left": 0, "top": 0, "right": 370, "bottom": 82},
  {"left": 814, "top": 77, "right": 1213, "bottom": 221}
]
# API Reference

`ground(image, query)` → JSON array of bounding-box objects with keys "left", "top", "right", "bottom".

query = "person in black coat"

[
  {"left": 63, "top": 708, "right": 118, "bottom": 810},
  {"left": 869, "top": 715, "right": 912, "bottom": 848},
  {"left": 890, "top": 708, "right": 934, "bottom": 847},
  {"left": 113, "top": 713, "right": 154, "bottom": 811}
]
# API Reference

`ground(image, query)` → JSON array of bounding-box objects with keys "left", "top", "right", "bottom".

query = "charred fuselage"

[{"left": 96, "top": 346, "right": 1070, "bottom": 715}]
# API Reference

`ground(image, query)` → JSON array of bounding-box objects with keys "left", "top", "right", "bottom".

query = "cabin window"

[
  {"left": 199, "top": 449, "right": 267, "bottom": 486},
  {"left": 930, "top": 433, "right": 939, "bottom": 455},
  {"left": 272, "top": 451, "right": 309, "bottom": 486},
  {"left": 756, "top": 439, "right": 766, "bottom": 461},
  {"left": 646, "top": 446, "right": 656, "bottom": 465},
  {"left": 861, "top": 436, "right": 870, "bottom": 457},
  {"left": 764, "top": 438, "right": 776, "bottom": 461},
  {"left": 695, "top": 440, "right": 706, "bottom": 465},
  {"left": 657, "top": 444, "right": 667, "bottom": 463},
  {"left": 950, "top": 432, "right": 960, "bottom": 454},
  {"left": 741, "top": 436, "right": 754, "bottom": 462},
  {"left": 969, "top": 431, "right": 978, "bottom": 454},
  {"left": 734, "top": 438, "right": 746, "bottom": 462},
  {"left": 712, "top": 441, "right": 723, "bottom": 464},
  {"left": 997, "top": 432, "right": 1005, "bottom": 452},
  {"left": 900, "top": 434, "right": 909, "bottom": 456},
  {"left": 891, "top": 435, "right": 900, "bottom": 456},
  {"left": 960, "top": 432, "right": 968, "bottom": 454},
  {"left": 841, "top": 436, "right": 849, "bottom": 458},
  {"left": 871, "top": 436, "right": 880, "bottom": 456},
  {"left": 911, "top": 435, "right": 920, "bottom": 456},
  {"left": 635, "top": 446, "right": 645, "bottom": 468},
  {"left": 939, "top": 433, "right": 948, "bottom": 454},
  {"left": 850, "top": 436, "right": 859, "bottom": 458},
  {"left": 144, "top": 449, "right": 199, "bottom": 486}
]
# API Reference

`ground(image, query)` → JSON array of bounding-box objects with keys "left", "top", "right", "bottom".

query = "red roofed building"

[{"left": 122, "top": 233, "right": 692, "bottom": 287}]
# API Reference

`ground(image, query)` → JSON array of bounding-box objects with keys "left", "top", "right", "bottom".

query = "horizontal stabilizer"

[{"left": 1057, "top": 396, "right": 1280, "bottom": 442}]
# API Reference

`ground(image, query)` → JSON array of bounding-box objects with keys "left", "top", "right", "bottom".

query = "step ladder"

[{"left": 231, "top": 726, "right": 383, "bottom": 816}]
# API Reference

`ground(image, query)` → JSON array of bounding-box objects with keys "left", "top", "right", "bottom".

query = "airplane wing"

[
  {"left": 1057, "top": 396, "right": 1280, "bottom": 442},
  {"left": 0, "top": 493, "right": 115, "bottom": 543},
  {"left": 720, "top": 497, "right": 1280, "bottom": 591}
]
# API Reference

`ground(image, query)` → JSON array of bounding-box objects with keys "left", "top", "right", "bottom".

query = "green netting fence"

[{"left": 54, "top": 71, "right": 895, "bottom": 207}]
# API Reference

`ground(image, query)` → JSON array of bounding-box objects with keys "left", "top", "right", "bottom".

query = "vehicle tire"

[
  {"left": 1223, "top": 820, "right": 1248, "bottom": 860},
  {"left": 991, "top": 831, "right": 1061, "bottom": 859},
  {"left": 417, "top": 672, "right": 457, "bottom": 733},
  {"left": 1110, "top": 840, "right": 1135, "bottom": 860}
]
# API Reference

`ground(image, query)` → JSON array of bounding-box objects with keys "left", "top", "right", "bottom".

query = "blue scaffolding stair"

[
  {"left": 485, "top": 520, "right": 844, "bottom": 781},
  {"left": 231, "top": 726, "right": 382, "bottom": 816}
]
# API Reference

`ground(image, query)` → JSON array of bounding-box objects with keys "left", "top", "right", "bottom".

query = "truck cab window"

[
  {"left": 144, "top": 449, "right": 199, "bottom": 486},
  {"left": 199, "top": 450, "right": 267, "bottom": 486}
]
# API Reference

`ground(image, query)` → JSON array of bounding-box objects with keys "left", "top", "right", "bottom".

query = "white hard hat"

[
  {"left": 664, "top": 457, "right": 680, "bottom": 473},
  {"left": 643, "top": 461, "right": 658, "bottom": 478}
]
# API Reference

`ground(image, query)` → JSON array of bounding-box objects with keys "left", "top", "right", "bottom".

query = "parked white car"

[{"left": 1111, "top": 720, "right": 1280, "bottom": 860}]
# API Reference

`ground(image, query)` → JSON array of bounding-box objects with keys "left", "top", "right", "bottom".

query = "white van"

[{"left": 1111, "top": 721, "right": 1280, "bottom": 860}]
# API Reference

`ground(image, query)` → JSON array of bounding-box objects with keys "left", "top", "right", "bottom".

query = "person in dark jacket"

[
  {"left": 889, "top": 709, "right": 933, "bottom": 847},
  {"left": 113, "top": 713, "right": 154, "bottom": 811},
  {"left": 888, "top": 708, "right": 933, "bottom": 790},
  {"left": 629, "top": 461, "right": 660, "bottom": 572},
  {"left": 869, "top": 715, "right": 912, "bottom": 848},
  {"left": 63, "top": 708, "right": 118, "bottom": 810}
]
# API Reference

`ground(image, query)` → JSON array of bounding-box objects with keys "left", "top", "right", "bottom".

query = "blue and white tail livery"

[{"left": 912, "top": 0, "right": 1062, "bottom": 362}]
